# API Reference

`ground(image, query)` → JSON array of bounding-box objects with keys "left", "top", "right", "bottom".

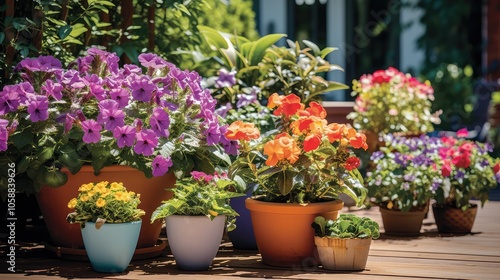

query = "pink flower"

[
  {"left": 81, "top": 119, "right": 102, "bottom": 144},
  {"left": 27, "top": 95, "right": 49, "bottom": 122},
  {"left": 456, "top": 128, "right": 468, "bottom": 138},
  {"left": 134, "top": 129, "right": 158, "bottom": 156},
  {"left": 152, "top": 155, "right": 173, "bottom": 177},
  {"left": 113, "top": 125, "right": 136, "bottom": 148}
]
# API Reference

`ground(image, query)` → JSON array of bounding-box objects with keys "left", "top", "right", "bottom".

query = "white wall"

[{"left": 400, "top": 0, "right": 425, "bottom": 74}]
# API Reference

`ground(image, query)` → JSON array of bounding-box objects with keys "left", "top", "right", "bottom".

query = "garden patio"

[{"left": 2, "top": 197, "right": 500, "bottom": 280}]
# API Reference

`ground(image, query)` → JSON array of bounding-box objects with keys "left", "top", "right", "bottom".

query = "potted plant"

[
  {"left": 365, "top": 134, "right": 442, "bottom": 236},
  {"left": 432, "top": 129, "right": 500, "bottom": 233},
  {"left": 0, "top": 49, "right": 232, "bottom": 255},
  {"left": 347, "top": 67, "right": 442, "bottom": 152},
  {"left": 150, "top": 170, "right": 243, "bottom": 271},
  {"left": 225, "top": 93, "right": 368, "bottom": 267},
  {"left": 66, "top": 181, "right": 145, "bottom": 273},
  {"left": 312, "top": 214, "right": 380, "bottom": 271}
]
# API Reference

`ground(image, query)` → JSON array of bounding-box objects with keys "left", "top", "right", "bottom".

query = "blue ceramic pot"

[
  {"left": 227, "top": 195, "right": 258, "bottom": 250},
  {"left": 81, "top": 220, "right": 141, "bottom": 273}
]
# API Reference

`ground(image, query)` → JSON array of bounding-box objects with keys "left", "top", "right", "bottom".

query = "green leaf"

[
  {"left": 58, "top": 25, "right": 72, "bottom": 39},
  {"left": 68, "top": 24, "right": 88, "bottom": 38},
  {"left": 198, "top": 25, "right": 228, "bottom": 50},
  {"left": 38, "top": 168, "right": 67, "bottom": 188},
  {"left": 0, "top": 32, "right": 5, "bottom": 44},
  {"left": 10, "top": 128, "right": 34, "bottom": 149},
  {"left": 302, "top": 40, "right": 320, "bottom": 55},
  {"left": 36, "top": 146, "right": 54, "bottom": 163},
  {"left": 17, "top": 156, "right": 31, "bottom": 173},
  {"left": 248, "top": 33, "right": 286, "bottom": 66},
  {"left": 320, "top": 47, "right": 338, "bottom": 59}
]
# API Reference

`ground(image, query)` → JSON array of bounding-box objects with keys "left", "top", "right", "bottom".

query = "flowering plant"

[
  {"left": 347, "top": 67, "right": 441, "bottom": 135},
  {"left": 150, "top": 170, "right": 243, "bottom": 231},
  {"left": 66, "top": 181, "right": 145, "bottom": 227},
  {"left": 366, "top": 130, "right": 500, "bottom": 211},
  {"left": 433, "top": 129, "right": 500, "bottom": 211},
  {"left": 0, "top": 48, "right": 233, "bottom": 198},
  {"left": 366, "top": 135, "right": 443, "bottom": 211},
  {"left": 225, "top": 93, "right": 368, "bottom": 205}
]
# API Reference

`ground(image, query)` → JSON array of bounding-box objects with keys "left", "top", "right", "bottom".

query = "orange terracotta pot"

[
  {"left": 245, "top": 198, "right": 344, "bottom": 267},
  {"left": 36, "top": 165, "right": 175, "bottom": 257}
]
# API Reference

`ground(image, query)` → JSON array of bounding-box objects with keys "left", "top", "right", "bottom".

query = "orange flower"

[
  {"left": 292, "top": 115, "right": 326, "bottom": 136},
  {"left": 268, "top": 93, "right": 283, "bottom": 109},
  {"left": 264, "top": 133, "right": 301, "bottom": 166},
  {"left": 303, "top": 134, "right": 321, "bottom": 152},
  {"left": 326, "top": 123, "right": 345, "bottom": 142},
  {"left": 225, "top": 120, "right": 261, "bottom": 141},
  {"left": 271, "top": 94, "right": 303, "bottom": 117},
  {"left": 306, "top": 102, "right": 327, "bottom": 119},
  {"left": 349, "top": 132, "right": 368, "bottom": 150}
]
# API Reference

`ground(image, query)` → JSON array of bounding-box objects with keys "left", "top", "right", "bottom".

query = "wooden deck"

[{"left": 2, "top": 200, "right": 500, "bottom": 280}]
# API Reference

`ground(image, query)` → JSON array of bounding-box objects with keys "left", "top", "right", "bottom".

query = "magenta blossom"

[
  {"left": 81, "top": 119, "right": 102, "bottom": 144},
  {"left": 150, "top": 107, "right": 170, "bottom": 138},
  {"left": 0, "top": 86, "right": 20, "bottom": 115},
  {"left": 130, "top": 76, "right": 156, "bottom": 102},
  {"left": 152, "top": 155, "right": 173, "bottom": 177},
  {"left": 27, "top": 95, "right": 49, "bottom": 122},
  {"left": 190, "top": 171, "right": 214, "bottom": 183},
  {"left": 0, "top": 121, "right": 8, "bottom": 151},
  {"left": 41, "top": 80, "right": 63, "bottom": 100},
  {"left": 109, "top": 88, "right": 131, "bottom": 108},
  {"left": 113, "top": 125, "right": 136, "bottom": 148},
  {"left": 134, "top": 129, "right": 158, "bottom": 156}
]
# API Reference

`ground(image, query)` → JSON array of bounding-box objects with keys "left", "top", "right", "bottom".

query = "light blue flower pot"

[{"left": 81, "top": 220, "right": 142, "bottom": 273}]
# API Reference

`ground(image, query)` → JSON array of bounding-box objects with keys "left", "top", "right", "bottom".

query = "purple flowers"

[
  {"left": 1, "top": 48, "right": 234, "bottom": 187},
  {"left": 215, "top": 68, "right": 237, "bottom": 88},
  {"left": 81, "top": 120, "right": 102, "bottom": 144}
]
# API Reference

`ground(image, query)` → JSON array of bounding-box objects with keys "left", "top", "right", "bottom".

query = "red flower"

[
  {"left": 456, "top": 128, "right": 468, "bottom": 138},
  {"left": 441, "top": 161, "right": 452, "bottom": 177},
  {"left": 303, "top": 134, "right": 321, "bottom": 152},
  {"left": 494, "top": 162, "right": 500, "bottom": 174},
  {"left": 345, "top": 157, "right": 360, "bottom": 171},
  {"left": 452, "top": 154, "right": 471, "bottom": 169}
]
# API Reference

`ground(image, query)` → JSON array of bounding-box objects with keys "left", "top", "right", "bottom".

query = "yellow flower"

[
  {"left": 95, "top": 181, "right": 109, "bottom": 189},
  {"left": 208, "top": 210, "right": 218, "bottom": 217},
  {"left": 67, "top": 198, "right": 77, "bottom": 209},
  {"left": 114, "top": 191, "right": 130, "bottom": 201},
  {"left": 78, "top": 183, "right": 94, "bottom": 192},
  {"left": 110, "top": 182, "right": 124, "bottom": 191},
  {"left": 79, "top": 194, "right": 90, "bottom": 202},
  {"left": 96, "top": 198, "right": 106, "bottom": 208},
  {"left": 100, "top": 188, "right": 111, "bottom": 197}
]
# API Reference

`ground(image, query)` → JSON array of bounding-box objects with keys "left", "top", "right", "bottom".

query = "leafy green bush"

[{"left": 312, "top": 214, "right": 380, "bottom": 239}]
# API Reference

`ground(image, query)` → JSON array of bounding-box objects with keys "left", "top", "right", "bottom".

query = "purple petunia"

[
  {"left": 150, "top": 107, "right": 170, "bottom": 138},
  {"left": 0, "top": 120, "right": 8, "bottom": 151},
  {"left": 152, "top": 155, "right": 173, "bottom": 177},
  {"left": 130, "top": 76, "right": 156, "bottom": 102},
  {"left": 27, "top": 95, "right": 49, "bottom": 122},
  {"left": 97, "top": 100, "right": 125, "bottom": 130},
  {"left": 236, "top": 86, "right": 260, "bottom": 108},
  {"left": 138, "top": 53, "right": 171, "bottom": 69},
  {"left": 81, "top": 119, "right": 102, "bottom": 144},
  {"left": 134, "top": 129, "right": 158, "bottom": 156},
  {"left": 42, "top": 80, "right": 63, "bottom": 100},
  {"left": 0, "top": 86, "right": 20, "bottom": 115},
  {"left": 109, "top": 88, "right": 131, "bottom": 108},
  {"left": 113, "top": 125, "right": 136, "bottom": 148},
  {"left": 215, "top": 68, "right": 237, "bottom": 88}
]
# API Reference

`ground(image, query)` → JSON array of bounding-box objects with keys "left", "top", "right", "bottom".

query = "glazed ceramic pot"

[
  {"left": 166, "top": 215, "right": 225, "bottom": 270},
  {"left": 82, "top": 220, "right": 141, "bottom": 273}
]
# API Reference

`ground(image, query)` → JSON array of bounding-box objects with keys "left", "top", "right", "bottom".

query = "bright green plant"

[
  {"left": 150, "top": 171, "right": 244, "bottom": 231},
  {"left": 66, "top": 181, "right": 145, "bottom": 228},
  {"left": 312, "top": 214, "right": 380, "bottom": 239}
]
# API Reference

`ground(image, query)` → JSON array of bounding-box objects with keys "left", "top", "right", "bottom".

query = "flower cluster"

[
  {"left": 0, "top": 48, "right": 232, "bottom": 196},
  {"left": 434, "top": 129, "right": 500, "bottom": 210},
  {"left": 226, "top": 93, "right": 368, "bottom": 205},
  {"left": 150, "top": 170, "right": 243, "bottom": 230},
  {"left": 366, "top": 135, "right": 443, "bottom": 211},
  {"left": 348, "top": 67, "right": 442, "bottom": 135},
  {"left": 366, "top": 130, "right": 500, "bottom": 211},
  {"left": 66, "top": 181, "right": 145, "bottom": 226}
]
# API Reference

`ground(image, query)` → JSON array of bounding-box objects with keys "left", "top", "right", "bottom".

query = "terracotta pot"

[
  {"left": 314, "top": 236, "right": 372, "bottom": 271},
  {"left": 245, "top": 198, "right": 344, "bottom": 267},
  {"left": 432, "top": 203, "right": 478, "bottom": 233},
  {"left": 36, "top": 165, "right": 174, "bottom": 257},
  {"left": 379, "top": 206, "right": 426, "bottom": 236}
]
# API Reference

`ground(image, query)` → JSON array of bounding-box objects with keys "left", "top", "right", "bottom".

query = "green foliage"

[
  {"left": 312, "top": 214, "right": 380, "bottom": 239},
  {"left": 196, "top": 26, "right": 347, "bottom": 105},
  {"left": 150, "top": 171, "right": 244, "bottom": 231},
  {"left": 421, "top": 64, "right": 475, "bottom": 131}
]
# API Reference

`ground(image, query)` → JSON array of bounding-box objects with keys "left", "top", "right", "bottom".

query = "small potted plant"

[
  {"left": 365, "top": 134, "right": 442, "bottom": 236},
  {"left": 66, "top": 181, "right": 145, "bottom": 273},
  {"left": 312, "top": 214, "right": 380, "bottom": 271},
  {"left": 432, "top": 129, "right": 500, "bottom": 233},
  {"left": 347, "top": 67, "right": 442, "bottom": 152},
  {"left": 150, "top": 170, "right": 243, "bottom": 271},
  {"left": 225, "top": 93, "right": 368, "bottom": 266}
]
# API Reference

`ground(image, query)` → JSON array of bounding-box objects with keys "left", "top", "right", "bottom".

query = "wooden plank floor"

[{"left": 2, "top": 200, "right": 500, "bottom": 279}]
